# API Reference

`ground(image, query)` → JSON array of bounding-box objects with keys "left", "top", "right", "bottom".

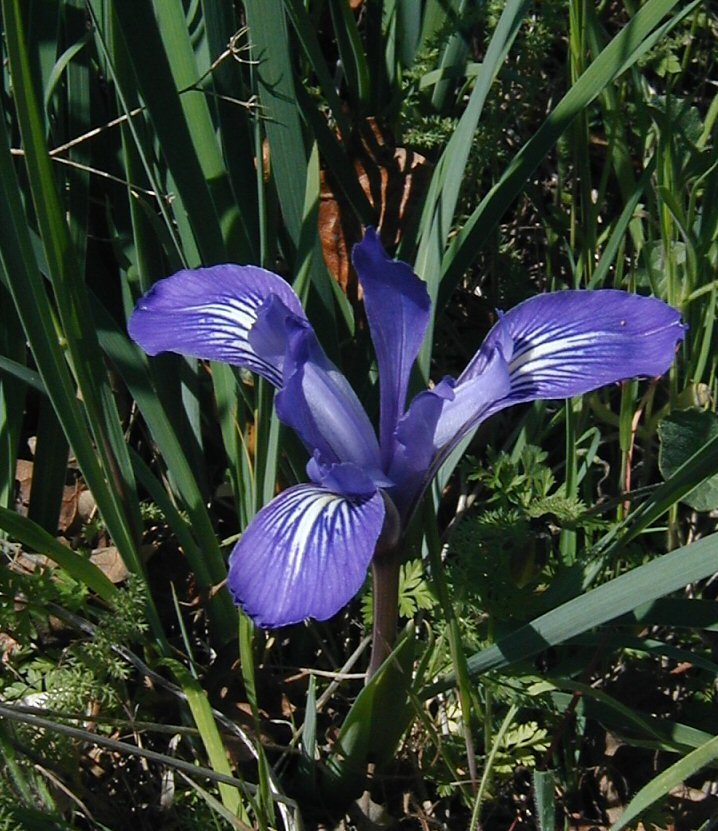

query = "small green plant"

[
  {"left": 362, "top": 558, "right": 437, "bottom": 626},
  {"left": 449, "top": 446, "right": 595, "bottom": 625}
]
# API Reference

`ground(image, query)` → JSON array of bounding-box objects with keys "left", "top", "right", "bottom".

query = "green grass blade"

[
  {"left": 441, "top": 0, "right": 701, "bottom": 301},
  {"left": 164, "top": 659, "right": 250, "bottom": 821},
  {"left": 177, "top": 774, "right": 255, "bottom": 831},
  {"left": 429, "top": 0, "right": 470, "bottom": 111},
  {"left": 294, "top": 81, "right": 375, "bottom": 226},
  {"left": 3, "top": 0, "right": 145, "bottom": 564},
  {"left": 533, "top": 770, "right": 556, "bottom": 831},
  {"left": 325, "top": 624, "right": 416, "bottom": 801},
  {"left": 603, "top": 430, "right": 718, "bottom": 558},
  {"left": 0, "top": 31, "right": 169, "bottom": 644},
  {"left": 587, "top": 157, "right": 656, "bottom": 288},
  {"left": 569, "top": 632, "right": 718, "bottom": 675},
  {"left": 61, "top": 0, "right": 92, "bottom": 272},
  {"left": 200, "top": 0, "right": 260, "bottom": 257},
  {"left": 245, "top": 0, "right": 307, "bottom": 248},
  {"left": 283, "top": 0, "right": 352, "bottom": 138},
  {"left": 0, "top": 506, "right": 117, "bottom": 602},
  {"left": 0, "top": 285, "right": 26, "bottom": 513},
  {"left": 108, "top": 1, "right": 227, "bottom": 263},
  {"left": 328, "top": 0, "right": 370, "bottom": 109},
  {"left": 152, "top": 0, "right": 251, "bottom": 260},
  {"left": 414, "top": 0, "right": 528, "bottom": 375},
  {"left": 0, "top": 356, "right": 44, "bottom": 395},
  {"left": 395, "top": 0, "right": 422, "bottom": 67},
  {"left": 26, "top": 401, "right": 68, "bottom": 534},
  {"left": 87, "top": 2, "right": 189, "bottom": 267},
  {"left": 470, "top": 703, "right": 520, "bottom": 831},
  {"left": 92, "top": 298, "right": 236, "bottom": 636},
  {"left": 423, "top": 529, "right": 718, "bottom": 695},
  {"left": 610, "top": 735, "right": 718, "bottom": 830}
]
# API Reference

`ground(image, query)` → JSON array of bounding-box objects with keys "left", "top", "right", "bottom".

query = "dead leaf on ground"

[
  {"left": 59, "top": 479, "right": 83, "bottom": 533},
  {"left": 0, "top": 632, "right": 21, "bottom": 662},
  {"left": 318, "top": 118, "right": 432, "bottom": 303},
  {"left": 90, "top": 546, "right": 130, "bottom": 584},
  {"left": 14, "top": 459, "right": 33, "bottom": 516},
  {"left": 14, "top": 458, "right": 91, "bottom": 533}
]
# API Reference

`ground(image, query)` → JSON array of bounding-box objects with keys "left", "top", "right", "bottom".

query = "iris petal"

[
  {"left": 228, "top": 484, "right": 385, "bottom": 627},
  {"left": 389, "top": 345, "right": 511, "bottom": 516},
  {"left": 464, "top": 289, "right": 685, "bottom": 404},
  {"left": 128, "top": 264, "right": 306, "bottom": 386},
  {"left": 352, "top": 229, "right": 431, "bottom": 465},
  {"left": 275, "top": 321, "right": 383, "bottom": 471},
  {"left": 388, "top": 290, "right": 683, "bottom": 520}
]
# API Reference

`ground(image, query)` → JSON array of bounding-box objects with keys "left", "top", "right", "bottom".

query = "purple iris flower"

[{"left": 128, "top": 229, "right": 685, "bottom": 628}]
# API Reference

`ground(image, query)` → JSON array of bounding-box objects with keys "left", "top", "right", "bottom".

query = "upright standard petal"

[
  {"left": 388, "top": 343, "right": 511, "bottom": 517},
  {"left": 275, "top": 320, "right": 383, "bottom": 474},
  {"left": 352, "top": 229, "right": 431, "bottom": 465},
  {"left": 228, "top": 484, "right": 385, "bottom": 627},
  {"left": 128, "top": 264, "right": 307, "bottom": 386},
  {"left": 464, "top": 290, "right": 685, "bottom": 405}
]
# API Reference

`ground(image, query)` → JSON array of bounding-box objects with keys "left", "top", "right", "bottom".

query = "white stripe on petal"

[
  {"left": 228, "top": 484, "right": 385, "bottom": 628},
  {"left": 509, "top": 332, "right": 600, "bottom": 373},
  {"left": 493, "top": 289, "right": 685, "bottom": 402},
  {"left": 128, "top": 264, "right": 307, "bottom": 386}
]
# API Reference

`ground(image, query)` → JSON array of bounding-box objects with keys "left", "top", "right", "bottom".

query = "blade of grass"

[
  {"left": 0, "top": 285, "right": 26, "bottom": 513},
  {"left": 92, "top": 297, "right": 236, "bottom": 636},
  {"left": 152, "top": 0, "right": 251, "bottom": 260},
  {"left": 469, "top": 703, "right": 520, "bottom": 831},
  {"left": 0, "top": 49, "right": 166, "bottom": 644},
  {"left": 441, "top": 0, "right": 701, "bottom": 302},
  {"left": 0, "top": 506, "right": 117, "bottom": 602},
  {"left": 199, "top": 1, "right": 260, "bottom": 258},
  {"left": 610, "top": 734, "right": 718, "bottom": 831},
  {"left": 567, "top": 632, "right": 718, "bottom": 675},
  {"left": 294, "top": 82, "right": 375, "bottom": 226},
  {"left": 245, "top": 0, "right": 307, "bottom": 249},
  {"left": 26, "top": 401, "right": 68, "bottom": 535},
  {"left": 177, "top": 772, "right": 255, "bottom": 831},
  {"left": 283, "top": 0, "right": 352, "bottom": 139},
  {"left": 539, "top": 681, "right": 714, "bottom": 752},
  {"left": 328, "top": 0, "right": 370, "bottom": 109},
  {"left": 0, "top": 703, "right": 283, "bottom": 804},
  {"left": 533, "top": 770, "right": 556, "bottom": 831},
  {"left": 0, "top": 356, "right": 44, "bottom": 395},
  {"left": 61, "top": 0, "right": 92, "bottom": 273},
  {"left": 88, "top": 2, "right": 189, "bottom": 268},
  {"left": 430, "top": 0, "right": 470, "bottom": 111},
  {"left": 395, "top": 0, "right": 422, "bottom": 68},
  {"left": 3, "top": 0, "right": 145, "bottom": 567},
  {"left": 238, "top": 612, "right": 276, "bottom": 827},
  {"left": 587, "top": 157, "right": 656, "bottom": 288},
  {"left": 107, "top": 0, "right": 227, "bottom": 263},
  {"left": 164, "top": 659, "right": 250, "bottom": 821},
  {"left": 423, "top": 528, "right": 718, "bottom": 695},
  {"left": 414, "top": 0, "right": 529, "bottom": 377}
]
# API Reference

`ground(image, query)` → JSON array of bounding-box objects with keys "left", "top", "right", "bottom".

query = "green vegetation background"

[{"left": 0, "top": 1, "right": 717, "bottom": 828}]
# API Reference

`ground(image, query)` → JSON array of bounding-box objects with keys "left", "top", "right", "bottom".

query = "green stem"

[
  {"left": 367, "top": 552, "right": 400, "bottom": 680},
  {"left": 424, "top": 509, "right": 479, "bottom": 789}
]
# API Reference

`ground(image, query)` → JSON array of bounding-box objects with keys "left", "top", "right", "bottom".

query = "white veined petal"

[
  {"left": 228, "top": 484, "right": 385, "bottom": 627},
  {"left": 128, "top": 264, "right": 307, "bottom": 386},
  {"left": 464, "top": 289, "right": 685, "bottom": 403}
]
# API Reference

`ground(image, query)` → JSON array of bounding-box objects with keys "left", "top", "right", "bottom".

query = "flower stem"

[{"left": 367, "top": 552, "right": 400, "bottom": 680}]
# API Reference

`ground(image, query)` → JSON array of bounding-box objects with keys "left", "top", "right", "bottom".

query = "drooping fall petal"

[
  {"left": 463, "top": 289, "right": 685, "bottom": 405},
  {"left": 227, "top": 483, "right": 385, "bottom": 627},
  {"left": 128, "top": 264, "right": 307, "bottom": 386}
]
